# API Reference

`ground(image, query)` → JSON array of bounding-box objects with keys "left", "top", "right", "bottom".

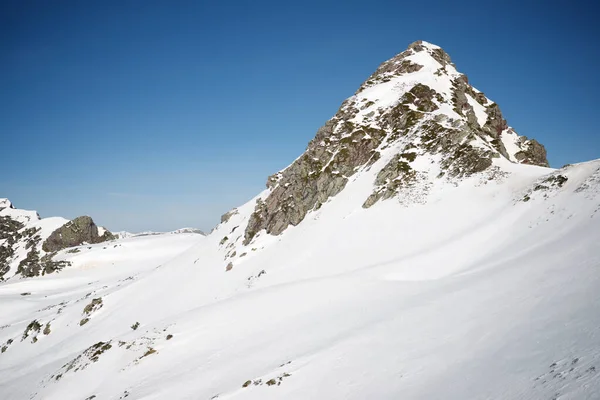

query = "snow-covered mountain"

[
  {"left": 115, "top": 228, "right": 205, "bottom": 239},
  {"left": 1, "top": 41, "right": 599, "bottom": 400},
  {"left": 0, "top": 199, "right": 116, "bottom": 280}
]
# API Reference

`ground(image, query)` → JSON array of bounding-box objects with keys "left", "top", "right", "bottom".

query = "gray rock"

[
  {"left": 514, "top": 138, "right": 550, "bottom": 167},
  {"left": 42, "top": 216, "right": 114, "bottom": 253},
  {"left": 483, "top": 103, "right": 508, "bottom": 138},
  {"left": 363, "top": 154, "right": 419, "bottom": 208},
  {"left": 242, "top": 41, "right": 550, "bottom": 244},
  {"left": 407, "top": 40, "right": 454, "bottom": 67},
  {"left": 220, "top": 208, "right": 239, "bottom": 224},
  {"left": 17, "top": 249, "right": 70, "bottom": 277},
  {"left": 0, "top": 216, "right": 24, "bottom": 279}
]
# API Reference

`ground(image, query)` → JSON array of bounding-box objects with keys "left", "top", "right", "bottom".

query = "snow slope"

[
  {"left": 1, "top": 40, "right": 599, "bottom": 399},
  {"left": 0, "top": 159, "right": 599, "bottom": 400}
]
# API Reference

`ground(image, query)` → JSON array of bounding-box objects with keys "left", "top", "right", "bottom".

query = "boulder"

[{"left": 42, "top": 216, "right": 114, "bottom": 252}]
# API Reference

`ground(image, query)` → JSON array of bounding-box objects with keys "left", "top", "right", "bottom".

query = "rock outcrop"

[
  {"left": 42, "top": 216, "right": 114, "bottom": 253},
  {"left": 514, "top": 138, "right": 549, "bottom": 167},
  {"left": 16, "top": 248, "right": 70, "bottom": 278},
  {"left": 220, "top": 208, "right": 239, "bottom": 224},
  {"left": 0, "top": 199, "right": 78, "bottom": 279},
  {"left": 243, "top": 41, "right": 549, "bottom": 244},
  {"left": 0, "top": 215, "right": 25, "bottom": 278}
]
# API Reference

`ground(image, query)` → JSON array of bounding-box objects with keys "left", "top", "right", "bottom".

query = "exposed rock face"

[
  {"left": 220, "top": 208, "right": 239, "bottom": 224},
  {"left": 243, "top": 41, "right": 549, "bottom": 244},
  {"left": 0, "top": 215, "right": 25, "bottom": 278},
  {"left": 42, "top": 216, "right": 115, "bottom": 253},
  {"left": 1, "top": 199, "right": 76, "bottom": 279},
  {"left": 362, "top": 153, "right": 420, "bottom": 208},
  {"left": 17, "top": 249, "right": 70, "bottom": 278},
  {"left": 241, "top": 42, "right": 550, "bottom": 244},
  {"left": 1, "top": 200, "right": 117, "bottom": 279},
  {"left": 514, "top": 138, "right": 549, "bottom": 167}
]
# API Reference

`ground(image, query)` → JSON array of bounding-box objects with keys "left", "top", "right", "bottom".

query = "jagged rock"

[
  {"left": 1, "top": 212, "right": 72, "bottom": 278},
  {"left": 0, "top": 215, "right": 24, "bottom": 240},
  {"left": 240, "top": 40, "right": 549, "bottom": 244},
  {"left": 220, "top": 208, "right": 239, "bottom": 224},
  {"left": 409, "top": 40, "right": 454, "bottom": 67},
  {"left": 42, "top": 216, "right": 114, "bottom": 253},
  {"left": 0, "top": 216, "right": 24, "bottom": 279},
  {"left": 483, "top": 103, "right": 508, "bottom": 138},
  {"left": 514, "top": 138, "right": 549, "bottom": 167},
  {"left": 0, "top": 200, "right": 104, "bottom": 278},
  {"left": 17, "top": 249, "right": 70, "bottom": 277},
  {"left": 363, "top": 154, "right": 419, "bottom": 208},
  {"left": 443, "top": 143, "right": 495, "bottom": 178},
  {"left": 405, "top": 84, "right": 443, "bottom": 112}
]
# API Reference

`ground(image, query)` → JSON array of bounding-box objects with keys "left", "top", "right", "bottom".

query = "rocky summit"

[{"left": 243, "top": 41, "right": 548, "bottom": 244}]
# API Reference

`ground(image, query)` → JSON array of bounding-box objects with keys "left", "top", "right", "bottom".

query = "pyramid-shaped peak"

[
  {"left": 241, "top": 41, "right": 549, "bottom": 243},
  {"left": 408, "top": 40, "right": 442, "bottom": 51},
  {"left": 355, "top": 41, "right": 457, "bottom": 95},
  {"left": 404, "top": 40, "right": 453, "bottom": 66}
]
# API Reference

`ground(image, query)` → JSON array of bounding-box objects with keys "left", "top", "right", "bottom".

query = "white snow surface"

[
  {"left": 350, "top": 45, "right": 463, "bottom": 129},
  {"left": 115, "top": 228, "right": 205, "bottom": 239},
  {"left": 466, "top": 93, "right": 488, "bottom": 126},
  {"left": 500, "top": 128, "right": 522, "bottom": 162},
  {"left": 0, "top": 199, "right": 45, "bottom": 226},
  {"left": 1, "top": 159, "right": 599, "bottom": 400}
]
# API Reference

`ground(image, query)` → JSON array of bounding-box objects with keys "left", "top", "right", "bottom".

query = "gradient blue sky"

[{"left": 1, "top": 0, "right": 598, "bottom": 232}]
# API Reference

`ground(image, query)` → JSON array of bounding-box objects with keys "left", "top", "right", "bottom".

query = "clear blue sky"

[{"left": 1, "top": 0, "right": 598, "bottom": 232}]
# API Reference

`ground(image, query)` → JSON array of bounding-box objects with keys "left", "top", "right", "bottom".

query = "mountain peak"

[
  {"left": 356, "top": 40, "right": 458, "bottom": 96},
  {"left": 408, "top": 39, "right": 448, "bottom": 53},
  {"left": 408, "top": 40, "right": 441, "bottom": 49},
  {"left": 407, "top": 40, "right": 452, "bottom": 63},
  {"left": 237, "top": 41, "right": 550, "bottom": 245}
]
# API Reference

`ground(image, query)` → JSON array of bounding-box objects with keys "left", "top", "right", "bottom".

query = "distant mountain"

[
  {"left": 0, "top": 198, "right": 205, "bottom": 280},
  {"left": 115, "top": 227, "right": 205, "bottom": 239}
]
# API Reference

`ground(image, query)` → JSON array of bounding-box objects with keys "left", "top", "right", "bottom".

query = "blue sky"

[{"left": 1, "top": 0, "right": 598, "bottom": 232}]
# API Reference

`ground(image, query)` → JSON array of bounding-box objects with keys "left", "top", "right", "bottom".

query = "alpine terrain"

[{"left": 1, "top": 41, "right": 599, "bottom": 400}]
